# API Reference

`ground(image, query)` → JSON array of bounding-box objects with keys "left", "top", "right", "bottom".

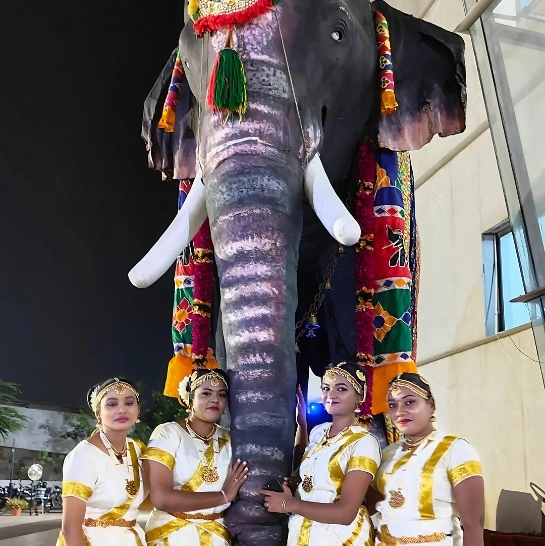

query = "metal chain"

[
  {"left": 295, "top": 245, "right": 340, "bottom": 344},
  {"left": 294, "top": 165, "right": 358, "bottom": 346}
]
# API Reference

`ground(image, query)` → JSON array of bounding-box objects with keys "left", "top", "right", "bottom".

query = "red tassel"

[{"left": 206, "top": 55, "right": 220, "bottom": 111}]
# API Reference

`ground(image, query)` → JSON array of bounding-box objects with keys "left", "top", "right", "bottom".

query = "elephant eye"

[{"left": 331, "top": 30, "right": 344, "bottom": 42}]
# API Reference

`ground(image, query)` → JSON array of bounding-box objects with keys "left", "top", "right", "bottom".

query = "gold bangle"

[{"left": 282, "top": 497, "right": 295, "bottom": 514}]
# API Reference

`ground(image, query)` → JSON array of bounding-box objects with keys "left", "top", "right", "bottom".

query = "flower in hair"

[{"left": 178, "top": 376, "right": 191, "bottom": 407}]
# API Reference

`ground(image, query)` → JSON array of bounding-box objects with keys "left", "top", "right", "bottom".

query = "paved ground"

[{"left": 0, "top": 511, "right": 150, "bottom": 545}]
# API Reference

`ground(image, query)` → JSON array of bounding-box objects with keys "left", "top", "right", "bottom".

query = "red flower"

[{"left": 172, "top": 298, "right": 194, "bottom": 332}]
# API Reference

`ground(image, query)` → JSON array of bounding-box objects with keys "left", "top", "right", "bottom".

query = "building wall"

[
  {"left": 391, "top": 0, "right": 545, "bottom": 533},
  {"left": 0, "top": 406, "right": 81, "bottom": 455},
  {"left": 0, "top": 406, "right": 84, "bottom": 481}
]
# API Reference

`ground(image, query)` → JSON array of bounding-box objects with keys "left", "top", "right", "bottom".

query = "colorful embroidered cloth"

[{"left": 371, "top": 149, "right": 418, "bottom": 414}]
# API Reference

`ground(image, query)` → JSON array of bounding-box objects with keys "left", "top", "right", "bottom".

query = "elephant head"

[{"left": 131, "top": 1, "right": 465, "bottom": 544}]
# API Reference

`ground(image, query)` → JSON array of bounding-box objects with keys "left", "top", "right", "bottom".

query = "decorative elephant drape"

[{"left": 130, "top": 1, "right": 466, "bottom": 544}]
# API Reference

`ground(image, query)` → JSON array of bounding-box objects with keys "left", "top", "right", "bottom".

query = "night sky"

[{"left": 1, "top": 1, "right": 184, "bottom": 408}]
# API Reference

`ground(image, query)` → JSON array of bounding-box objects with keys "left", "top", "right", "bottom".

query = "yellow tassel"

[
  {"left": 158, "top": 107, "right": 176, "bottom": 133},
  {"left": 163, "top": 349, "right": 220, "bottom": 398},
  {"left": 371, "top": 361, "right": 418, "bottom": 414},
  {"left": 188, "top": 0, "right": 200, "bottom": 19},
  {"left": 380, "top": 90, "right": 398, "bottom": 115}
]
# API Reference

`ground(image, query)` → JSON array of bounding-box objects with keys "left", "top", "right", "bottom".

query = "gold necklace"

[
  {"left": 99, "top": 432, "right": 138, "bottom": 498},
  {"left": 186, "top": 425, "right": 220, "bottom": 483},
  {"left": 403, "top": 429, "right": 435, "bottom": 449},
  {"left": 387, "top": 430, "right": 436, "bottom": 509},
  {"left": 301, "top": 421, "right": 357, "bottom": 493},
  {"left": 186, "top": 419, "right": 216, "bottom": 445},
  {"left": 110, "top": 444, "right": 128, "bottom": 462}
]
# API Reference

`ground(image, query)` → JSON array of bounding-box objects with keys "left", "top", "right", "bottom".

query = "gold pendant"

[
  {"left": 301, "top": 475, "right": 313, "bottom": 493},
  {"left": 388, "top": 488, "right": 405, "bottom": 508},
  {"left": 125, "top": 480, "right": 137, "bottom": 498},
  {"left": 201, "top": 466, "right": 220, "bottom": 483}
]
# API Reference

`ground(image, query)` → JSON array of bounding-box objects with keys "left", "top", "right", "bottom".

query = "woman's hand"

[
  {"left": 258, "top": 484, "right": 294, "bottom": 513},
  {"left": 296, "top": 385, "right": 307, "bottom": 428},
  {"left": 222, "top": 460, "right": 248, "bottom": 502},
  {"left": 283, "top": 475, "right": 301, "bottom": 495}
]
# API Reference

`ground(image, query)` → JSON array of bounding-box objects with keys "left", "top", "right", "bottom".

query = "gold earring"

[{"left": 430, "top": 415, "right": 437, "bottom": 422}]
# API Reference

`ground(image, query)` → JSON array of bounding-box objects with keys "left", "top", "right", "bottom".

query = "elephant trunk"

[{"left": 205, "top": 153, "right": 303, "bottom": 546}]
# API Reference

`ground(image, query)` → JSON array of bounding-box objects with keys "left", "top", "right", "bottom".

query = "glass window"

[
  {"left": 468, "top": 0, "right": 545, "bottom": 378},
  {"left": 483, "top": 227, "right": 530, "bottom": 335},
  {"left": 498, "top": 231, "right": 530, "bottom": 330},
  {"left": 468, "top": 0, "right": 545, "bottom": 289}
]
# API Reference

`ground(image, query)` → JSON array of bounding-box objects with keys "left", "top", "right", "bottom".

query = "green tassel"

[{"left": 207, "top": 47, "right": 247, "bottom": 119}]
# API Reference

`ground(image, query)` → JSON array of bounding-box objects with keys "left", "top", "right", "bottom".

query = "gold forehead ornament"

[
  {"left": 324, "top": 366, "right": 364, "bottom": 396},
  {"left": 92, "top": 378, "right": 139, "bottom": 412},
  {"left": 387, "top": 377, "right": 429, "bottom": 400},
  {"left": 190, "top": 371, "right": 228, "bottom": 391}
]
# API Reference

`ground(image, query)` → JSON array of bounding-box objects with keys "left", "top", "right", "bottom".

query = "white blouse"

[
  {"left": 141, "top": 421, "right": 232, "bottom": 546},
  {"left": 57, "top": 438, "right": 146, "bottom": 546},
  {"left": 373, "top": 431, "right": 482, "bottom": 546},
  {"left": 288, "top": 422, "right": 381, "bottom": 546}
]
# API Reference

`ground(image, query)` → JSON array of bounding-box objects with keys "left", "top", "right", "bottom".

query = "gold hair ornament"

[
  {"left": 178, "top": 371, "right": 228, "bottom": 408},
  {"left": 91, "top": 378, "right": 139, "bottom": 412},
  {"left": 387, "top": 374, "right": 429, "bottom": 400},
  {"left": 324, "top": 365, "right": 365, "bottom": 396}
]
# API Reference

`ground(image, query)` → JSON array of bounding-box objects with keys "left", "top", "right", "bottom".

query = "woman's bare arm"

[
  {"left": 61, "top": 497, "right": 88, "bottom": 546},
  {"left": 365, "top": 484, "right": 384, "bottom": 516},
  {"left": 146, "top": 459, "right": 248, "bottom": 513},
  {"left": 454, "top": 476, "right": 485, "bottom": 546},
  {"left": 262, "top": 470, "right": 372, "bottom": 525}
]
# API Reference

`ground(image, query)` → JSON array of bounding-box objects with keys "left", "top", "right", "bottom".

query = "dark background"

[{"left": 1, "top": 1, "right": 184, "bottom": 408}]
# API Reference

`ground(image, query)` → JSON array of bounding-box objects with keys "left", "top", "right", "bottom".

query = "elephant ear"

[
  {"left": 142, "top": 47, "right": 198, "bottom": 180},
  {"left": 372, "top": 0, "right": 466, "bottom": 151}
]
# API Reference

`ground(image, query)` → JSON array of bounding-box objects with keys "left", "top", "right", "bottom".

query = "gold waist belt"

[
  {"left": 378, "top": 527, "right": 449, "bottom": 545},
  {"left": 83, "top": 518, "right": 136, "bottom": 528},
  {"left": 170, "top": 511, "right": 225, "bottom": 521}
]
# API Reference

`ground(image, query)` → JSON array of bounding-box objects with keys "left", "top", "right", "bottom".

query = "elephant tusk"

[
  {"left": 303, "top": 154, "right": 361, "bottom": 246},
  {"left": 128, "top": 171, "right": 208, "bottom": 288}
]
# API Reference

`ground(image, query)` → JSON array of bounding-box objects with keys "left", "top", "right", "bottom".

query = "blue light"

[{"left": 308, "top": 403, "right": 320, "bottom": 414}]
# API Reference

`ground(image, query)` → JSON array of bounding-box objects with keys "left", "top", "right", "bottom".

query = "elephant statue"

[{"left": 130, "top": 0, "right": 466, "bottom": 544}]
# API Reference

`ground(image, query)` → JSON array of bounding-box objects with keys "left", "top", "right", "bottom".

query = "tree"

[
  {"left": 60, "top": 409, "right": 96, "bottom": 443},
  {"left": 0, "top": 379, "right": 28, "bottom": 439},
  {"left": 131, "top": 382, "right": 187, "bottom": 444},
  {"left": 37, "top": 451, "right": 55, "bottom": 470}
]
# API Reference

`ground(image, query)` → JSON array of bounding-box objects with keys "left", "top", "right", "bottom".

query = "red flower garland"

[
  {"left": 191, "top": 219, "right": 215, "bottom": 367},
  {"left": 355, "top": 141, "right": 376, "bottom": 416}
]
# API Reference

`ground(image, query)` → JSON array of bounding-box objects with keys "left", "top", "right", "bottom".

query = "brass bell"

[
  {"left": 305, "top": 314, "right": 320, "bottom": 339},
  {"left": 338, "top": 245, "right": 345, "bottom": 255},
  {"left": 324, "top": 279, "right": 332, "bottom": 291}
]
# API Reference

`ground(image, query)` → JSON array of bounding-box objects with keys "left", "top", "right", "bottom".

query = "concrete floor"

[{"left": 0, "top": 511, "right": 150, "bottom": 545}]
